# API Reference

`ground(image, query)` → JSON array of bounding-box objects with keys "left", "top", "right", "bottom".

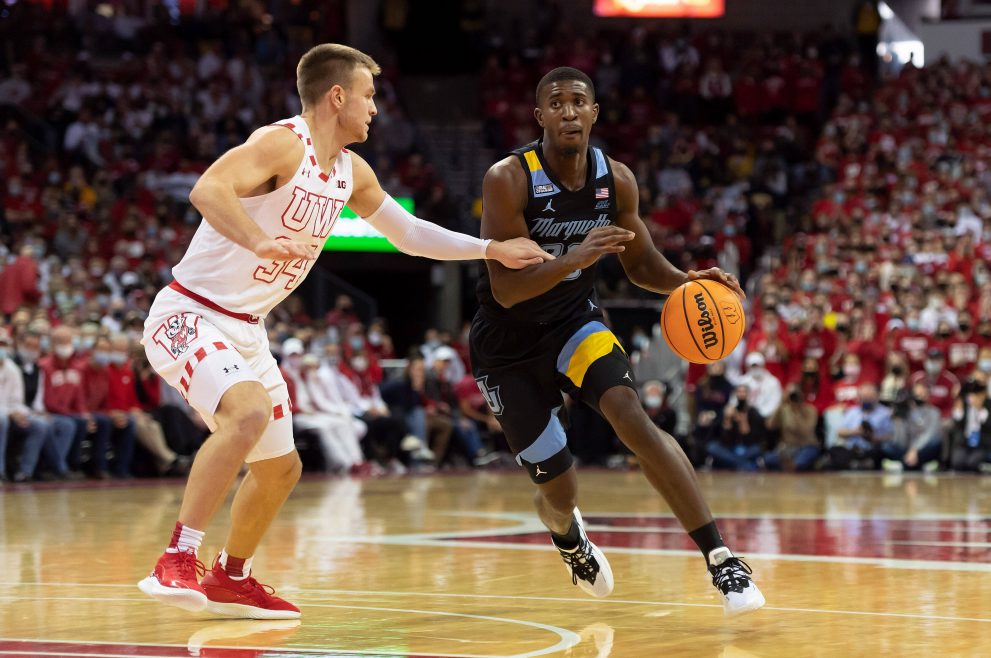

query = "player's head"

[
  {"left": 297, "top": 44, "right": 382, "bottom": 142},
  {"left": 534, "top": 67, "right": 598, "bottom": 156}
]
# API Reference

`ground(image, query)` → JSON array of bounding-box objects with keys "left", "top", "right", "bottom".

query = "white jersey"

[{"left": 171, "top": 116, "right": 353, "bottom": 319}]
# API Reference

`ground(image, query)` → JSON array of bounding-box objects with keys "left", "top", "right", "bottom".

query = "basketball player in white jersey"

[{"left": 136, "top": 44, "right": 551, "bottom": 619}]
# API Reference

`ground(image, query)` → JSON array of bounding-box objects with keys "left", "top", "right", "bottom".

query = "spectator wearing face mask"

[
  {"left": 831, "top": 353, "right": 871, "bottom": 409},
  {"left": 736, "top": 352, "right": 783, "bottom": 419},
  {"left": 8, "top": 330, "right": 76, "bottom": 481},
  {"left": 973, "top": 346, "right": 991, "bottom": 383},
  {"left": 691, "top": 362, "right": 732, "bottom": 462},
  {"left": 366, "top": 321, "right": 395, "bottom": 360},
  {"left": 341, "top": 324, "right": 383, "bottom": 385},
  {"left": 908, "top": 348, "right": 960, "bottom": 419},
  {"left": 84, "top": 334, "right": 136, "bottom": 479},
  {"left": 282, "top": 339, "right": 367, "bottom": 474},
  {"left": 889, "top": 311, "right": 931, "bottom": 373},
  {"left": 765, "top": 384, "right": 820, "bottom": 471},
  {"left": 882, "top": 381, "right": 942, "bottom": 472},
  {"left": 106, "top": 333, "right": 186, "bottom": 477},
  {"left": 745, "top": 309, "right": 793, "bottom": 384},
  {"left": 878, "top": 353, "right": 910, "bottom": 408},
  {"left": 943, "top": 312, "right": 980, "bottom": 380},
  {"left": 40, "top": 325, "right": 93, "bottom": 474},
  {"left": 788, "top": 308, "right": 837, "bottom": 384},
  {"left": 948, "top": 377, "right": 991, "bottom": 472},
  {"left": 642, "top": 380, "right": 677, "bottom": 436},
  {"left": 796, "top": 357, "right": 835, "bottom": 414},
  {"left": 834, "top": 383, "right": 893, "bottom": 469}
]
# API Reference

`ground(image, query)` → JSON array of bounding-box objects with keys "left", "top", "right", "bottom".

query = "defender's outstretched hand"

[
  {"left": 686, "top": 267, "right": 746, "bottom": 300},
  {"left": 488, "top": 237, "right": 556, "bottom": 269}
]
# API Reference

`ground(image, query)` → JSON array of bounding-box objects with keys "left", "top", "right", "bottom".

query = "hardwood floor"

[{"left": 2, "top": 470, "right": 990, "bottom": 657}]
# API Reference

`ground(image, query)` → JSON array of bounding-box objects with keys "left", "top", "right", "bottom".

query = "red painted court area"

[{"left": 451, "top": 516, "right": 991, "bottom": 563}]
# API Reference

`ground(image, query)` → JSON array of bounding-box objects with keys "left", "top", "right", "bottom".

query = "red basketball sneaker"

[
  {"left": 137, "top": 550, "right": 208, "bottom": 612},
  {"left": 200, "top": 556, "right": 301, "bottom": 619}
]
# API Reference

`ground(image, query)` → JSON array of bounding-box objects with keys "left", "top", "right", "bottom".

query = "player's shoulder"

[
  {"left": 483, "top": 155, "right": 526, "bottom": 190},
  {"left": 607, "top": 156, "right": 636, "bottom": 186},
  {"left": 245, "top": 124, "right": 305, "bottom": 151}
]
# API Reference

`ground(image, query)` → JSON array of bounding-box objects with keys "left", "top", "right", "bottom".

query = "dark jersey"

[{"left": 476, "top": 139, "right": 618, "bottom": 325}]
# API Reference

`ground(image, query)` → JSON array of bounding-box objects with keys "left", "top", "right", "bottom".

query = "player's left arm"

[
  {"left": 346, "top": 152, "right": 550, "bottom": 269},
  {"left": 611, "top": 159, "right": 745, "bottom": 299}
]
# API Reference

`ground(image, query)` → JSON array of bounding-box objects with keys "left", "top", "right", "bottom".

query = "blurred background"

[{"left": 3, "top": 0, "right": 991, "bottom": 483}]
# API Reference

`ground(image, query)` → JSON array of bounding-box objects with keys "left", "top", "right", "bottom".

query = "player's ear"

[
  {"left": 534, "top": 107, "right": 544, "bottom": 127},
  {"left": 328, "top": 84, "right": 346, "bottom": 110},
  {"left": 591, "top": 102, "right": 599, "bottom": 123}
]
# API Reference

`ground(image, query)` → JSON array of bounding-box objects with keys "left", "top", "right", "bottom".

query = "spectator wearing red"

[
  {"left": 796, "top": 357, "right": 836, "bottom": 414},
  {"left": 909, "top": 348, "right": 961, "bottom": 419},
  {"left": 831, "top": 353, "right": 871, "bottom": 409},
  {"left": 41, "top": 326, "right": 91, "bottom": 473},
  {"left": 945, "top": 311, "right": 981, "bottom": 380},
  {"left": 789, "top": 309, "right": 837, "bottom": 383},
  {"left": 85, "top": 335, "right": 135, "bottom": 478},
  {"left": 745, "top": 308, "right": 793, "bottom": 384},
  {"left": 890, "top": 311, "right": 931, "bottom": 372},
  {"left": 0, "top": 244, "right": 41, "bottom": 317}
]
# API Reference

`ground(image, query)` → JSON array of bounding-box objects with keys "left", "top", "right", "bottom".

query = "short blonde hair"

[{"left": 296, "top": 44, "right": 381, "bottom": 110}]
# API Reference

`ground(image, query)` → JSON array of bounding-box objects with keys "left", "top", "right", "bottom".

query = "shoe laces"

[
  {"left": 709, "top": 556, "right": 753, "bottom": 595},
  {"left": 175, "top": 551, "right": 206, "bottom": 581},
  {"left": 237, "top": 575, "right": 277, "bottom": 600},
  {"left": 559, "top": 537, "right": 599, "bottom": 586}
]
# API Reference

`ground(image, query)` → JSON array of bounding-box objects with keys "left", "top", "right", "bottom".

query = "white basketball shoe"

[
  {"left": 707, "top": 547, "right": 765, "bottom": 617},
  {"left": 553, "top": 508, "right": 614, "bottom": 598}
]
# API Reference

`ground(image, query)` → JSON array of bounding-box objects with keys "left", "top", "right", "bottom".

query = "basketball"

[{"left": 661, "top": 279, "right": 745, "bottom": 364}]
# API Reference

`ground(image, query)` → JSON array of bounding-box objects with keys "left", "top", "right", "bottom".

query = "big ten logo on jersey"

[{"left": 152, "top": 313, "right": 200, "bottom": 360}]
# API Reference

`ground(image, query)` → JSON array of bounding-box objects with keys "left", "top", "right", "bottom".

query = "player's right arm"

[
  {"left": 482, "top": 157, "right": 634, "bottom": 309},
  {"left": 188, "top": 127, "right": 316, "bottom": 262}
]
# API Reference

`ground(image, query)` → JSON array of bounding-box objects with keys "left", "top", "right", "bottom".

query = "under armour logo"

[
  {"left": 535, "top": 465, "right": 546, "bottom": 476},
  {"left": 223, "top": 365, "right": 240, "bottom": 374},
  {"left": 543, "top": 199, "right": 555, "bottom": 213},
  {"left": 623, "top": 372, "right": 632, "bottom": 381},
  {"left": 588, "top": 299, "right": 598, "bottom": 312}
]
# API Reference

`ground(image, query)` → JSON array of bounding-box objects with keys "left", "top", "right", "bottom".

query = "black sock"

[
  {"left": 689, "top": 521, "right": 725, "bottom": 563},
  {"left": 551, "top": 514, "right": 581, "bottom": 550}
]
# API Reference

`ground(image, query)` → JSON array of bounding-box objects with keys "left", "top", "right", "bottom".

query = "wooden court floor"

[{"left": 3, "top": 470, "right": 991, "bottom": 658}]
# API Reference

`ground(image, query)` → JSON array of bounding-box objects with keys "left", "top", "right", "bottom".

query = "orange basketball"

[{"left": 660, "top": 279, "right": 746, "bottom": 364}]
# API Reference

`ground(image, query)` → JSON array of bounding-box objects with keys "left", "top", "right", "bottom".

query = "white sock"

[{"left": 166, "top": 522, "right": 204, "bottom": 556}]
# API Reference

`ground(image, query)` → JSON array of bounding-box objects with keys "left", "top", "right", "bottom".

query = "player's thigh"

[
  {"left": 143, "top": 311, "right": 263, "bottom": 428},
  {"left": 242, "top": 349, "right": 296, "bottom": 464},
  {"left": 475, "top": 365, "right": 572, "bottom": 484},
  {"left": 556, "top": 320, "right": 637, "bottom": 414}
]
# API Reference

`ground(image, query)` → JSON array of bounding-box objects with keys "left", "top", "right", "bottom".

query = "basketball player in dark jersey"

[{"left": 471, "top": 67, "right": 764, "bottom": 615}]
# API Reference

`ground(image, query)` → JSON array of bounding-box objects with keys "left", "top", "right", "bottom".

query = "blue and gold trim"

[
  {"left": 516, "top": 405, "right": 567, "bottom": 467},
  {"left": 592, "top": 147, "right": 608, "bottom": 180},
  {"left": 556, "top": 321, "right": 625, "bottom": 389},
  {"left": 523, "top": 149, "right": 561, "bottom": 198}
]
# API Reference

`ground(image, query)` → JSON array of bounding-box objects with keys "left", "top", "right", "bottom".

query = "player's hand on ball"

[
  {"left": 254, "top": 239, "right": 317, "bottom": 261},
  {"left": 490, "top": 237, "right": 556, "bottom": 269},
  {"left": 569, "top": 226, "right": 635, "bottom": 270},
  {"left": 686, "top": 267, "right": 746, "bottom": 300}
]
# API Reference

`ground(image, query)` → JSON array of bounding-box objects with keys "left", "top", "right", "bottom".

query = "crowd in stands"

[{"left": 2, "top": 3, "right": 990, "bottom": 482}]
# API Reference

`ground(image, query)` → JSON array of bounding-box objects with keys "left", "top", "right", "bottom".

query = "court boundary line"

[
  {"left": 0, "top": 599, "right": 579, "bottom": 658},
  {"left": 2, "top": 588, "right": 991, "bottom": 625}
]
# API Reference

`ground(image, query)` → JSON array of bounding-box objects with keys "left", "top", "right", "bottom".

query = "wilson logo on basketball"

[
  {"left": 694, "top": 293, "right": 719, "bottom": 349},
  {"left": 660, "top": 280, "right": 745, "bottom": 365}
]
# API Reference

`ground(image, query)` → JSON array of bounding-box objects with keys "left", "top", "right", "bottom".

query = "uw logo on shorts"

[
  {"left": 475, "top": 376, "right": 504, "bottom": 416},
  {"left": 151, "top": 313, "right": 200, "bottom": 361}
]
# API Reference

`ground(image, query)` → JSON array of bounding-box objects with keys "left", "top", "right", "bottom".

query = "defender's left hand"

[
  {"left": 488, "top": 237, "right": 555, "bottom": 269},
  {"left": 686, "top": 268, "right": 746, "bottom": 300}
]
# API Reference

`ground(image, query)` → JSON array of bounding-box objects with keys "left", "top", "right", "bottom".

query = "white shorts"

[{"left": 141, "top": 286, "right": 294, "bottom": 463}]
